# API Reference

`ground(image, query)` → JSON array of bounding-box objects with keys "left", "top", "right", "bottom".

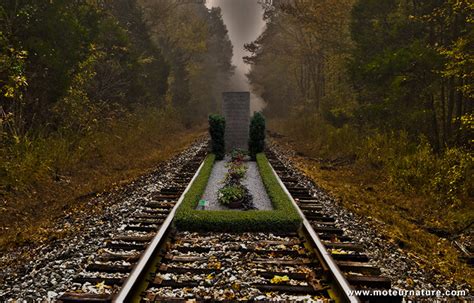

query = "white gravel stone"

[{"left": 201, "top": 157, "right": 273, "bottom": 211}]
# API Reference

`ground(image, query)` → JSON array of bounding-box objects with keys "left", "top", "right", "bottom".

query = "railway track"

[
  {"left": 265, "top": 150, "right": 399, "bottom": 303},
  {"left": 140, "top": 231, "right": 336, "bottom": 302},
  {"left": 58, "top": 147, "right": 399, "bottom": 302},
  {"left": 58, "top": 146, "right": 208, "bottom": 302}
]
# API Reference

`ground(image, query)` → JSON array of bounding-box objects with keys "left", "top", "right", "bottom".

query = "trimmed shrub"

[
  {"left": 208, "top": 114, "right": 225, "bottom": 160},
  {"left": 249, "top": 112, "right": 266, "bottom": 159},
  {"left": 174, "top": 153, "right": 302, "bottom": 232}
]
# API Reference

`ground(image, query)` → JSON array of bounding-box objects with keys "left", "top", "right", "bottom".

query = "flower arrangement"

[{"left": 217, "top": 149, "right": 254, "bottom": 209}]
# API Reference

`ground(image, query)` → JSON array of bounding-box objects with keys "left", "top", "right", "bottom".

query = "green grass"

[{"left": 174, "top": 153, "right": 302, "bottom": 232}]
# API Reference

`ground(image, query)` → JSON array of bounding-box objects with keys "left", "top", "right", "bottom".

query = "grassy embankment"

[
  {"left": 0, "top": 108, "right": 205, "bottom": 251},
  {"left": 175, "top": 153, "right": 301, "bottom": 232},
  {"left": 269, "top": 118, "right": 473, "bottom": 288}
]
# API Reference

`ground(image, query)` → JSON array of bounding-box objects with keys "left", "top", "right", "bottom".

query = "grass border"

[{"left": 174, "top": 153, "right": 302, "bottom": 232}]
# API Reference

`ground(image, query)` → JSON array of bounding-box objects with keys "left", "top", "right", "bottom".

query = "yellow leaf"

[
  {"left": 270, "top": 275, "right": 290, "bottom": 284},
  {"left": 206, "top": 273, "right": 215, "bottom": 281},
  {"left": 231, "top": 282, "right": 241, "bottom": 290},
  {"left": 330, "top": 249, "right": 348, "bottom": 255},
  {"left": 95, "top": 281, "right": 111, "bottom": 293}
]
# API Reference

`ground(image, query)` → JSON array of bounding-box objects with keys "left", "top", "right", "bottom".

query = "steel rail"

[
  {"left": 114, "top": 159, "right": 206, "bottom": 303},
  {"left": 115, "top": 156, "right": 358, "bottom": 302},
  {"left": 269, "top": 164, "right": 359, "bottom": 303}
]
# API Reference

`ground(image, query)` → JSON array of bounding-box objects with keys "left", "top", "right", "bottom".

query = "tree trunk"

[
  {"left": 446, "top": 77, "right": 455, "bottom": 143},
  {"left": 454, "top": 78, "right": 464, "bottom": 144},
  {"left": 440, "top": 80, "right": 446, "bottom": 148},
  {"left": 430, "top": 94, "right": 440, "bottom": 152}
]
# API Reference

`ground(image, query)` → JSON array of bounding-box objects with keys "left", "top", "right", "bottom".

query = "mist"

[{"left": 205, "top": 0, "right": 267, "bottom": 113}]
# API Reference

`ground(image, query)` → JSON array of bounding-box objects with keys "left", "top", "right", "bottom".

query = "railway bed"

[
  {"left": 58, "top": 147, "right": 400, "bottom": 302},
  {"left": 265, "top": 150, "right": 399, "bottom": 302},
  {"left": 141, "top": 231, "right": 334, "bottom": 302},
  {"left": 58, "top": 147, "right": 208, "bottom": 303}
]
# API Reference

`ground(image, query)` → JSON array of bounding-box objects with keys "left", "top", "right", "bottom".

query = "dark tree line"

[
  {"left": 0, "top": 0, "right": 234, "bottom": 140},
  {"left": 0, "top": 0, "right": 234, "bottom": 195},
  {"left": 350, "top": 0, "right": 472, "bottom": 150},
  {"left": 245, "top": 0, "right": 472, "bottom": 202}
]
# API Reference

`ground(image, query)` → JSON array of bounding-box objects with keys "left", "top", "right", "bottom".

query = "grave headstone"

[{"left": 222, "top": 92, "right": 250, "bottom": 152}]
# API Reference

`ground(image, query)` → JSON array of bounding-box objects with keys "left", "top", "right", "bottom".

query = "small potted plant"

[
  {"left": 217, "top": 184, "right": 247, "bottom": 209},
  {"left": 225, "top": 162, "right": 247, "bottom": 185}
]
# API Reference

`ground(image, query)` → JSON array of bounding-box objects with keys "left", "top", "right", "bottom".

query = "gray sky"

[{"left": 205, "top": 0, "right": 267, "bottom": 112}]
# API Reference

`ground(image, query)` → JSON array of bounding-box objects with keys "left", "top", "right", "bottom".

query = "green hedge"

[
  {"left": 208, "top": 114, "right": 226, "bottom": 160},
  {"left": 249, "top": 112, "right": 266, "bottom": 159},
  {"left": 174, "top": 153, "right": 302, "bottom": 232}
]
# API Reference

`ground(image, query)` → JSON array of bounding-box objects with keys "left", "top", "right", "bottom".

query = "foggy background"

[{"left": 205, "top": 0, "right": 267, "bottom": 113}]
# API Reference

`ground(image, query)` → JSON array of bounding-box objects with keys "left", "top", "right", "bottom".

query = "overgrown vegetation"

[
  {"left": 175, "top": 153, "right": 301, "bottom": 232},
  {"left": 271, "top": 116, "right": 473, "bottom": 206},
  {"left": 209, "top": 114, "right": 226, "bottom": 160},
  {"left": 0, "top": 1, "right": 233, "bottom": 248},
  {"left": 248, "top": 112, "right": 266, "bottom": 159},
  {"left": 274, "top": 137, "right": 473, "bottom": 287}
]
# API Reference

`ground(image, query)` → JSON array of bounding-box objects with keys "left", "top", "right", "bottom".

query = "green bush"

[
  {"left": 208, "top": 114, "right": 225, "bottom": 160},
  {"left": 431, "top": 147, "right": 473, "bottom": 204},
  {"left": 248, "top": 112, "right": 266, "bottom": 159},
  {"left": 282, "top": 109, "right": 360, "bottom": 158},
  {"left": 274, "top": 110, "right": 472, "bottom": 206},
  {"left": 358, "top": 131, "right": 411, "bottom": 169},
  {"left": 174, "top": 153, "right": 302, "bottom": 232},
  {"left": 218, "top": 184, "right": 245, "bottom": 205},
  {"left": 387, "top": 137, "right": 436, "bottom": 193}
]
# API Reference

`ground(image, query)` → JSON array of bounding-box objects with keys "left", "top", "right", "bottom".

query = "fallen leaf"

[{"left": 270, "top": 275, "right": 290, "bottom": 284}]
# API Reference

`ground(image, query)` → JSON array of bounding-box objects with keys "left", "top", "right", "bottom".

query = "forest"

[
  {"left": 0, "top": 0, "right": 472, "bottom": 300},
  {"left": 246, "top": 0, "right": 472, "bottom": 205},
  {"left": 0, "top": 0, "right": 233, "bottom": 246}
]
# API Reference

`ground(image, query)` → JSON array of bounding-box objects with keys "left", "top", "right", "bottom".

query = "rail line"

[
  {"left": 58, "top": 147, "right": 398, "bottom": 302},
  {"left": 58, "top": 146, "right": 207, "bottom": 302},
  {"left": 265, "top": 150, "right": 399, "bottom": 303}
]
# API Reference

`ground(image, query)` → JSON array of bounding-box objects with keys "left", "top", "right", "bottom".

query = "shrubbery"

[
  {"left": 249, "top": 112, "right": 266, "bottom": 159},
  {"left": 357, "top": 133, "right": 473, "bottom": 204},
  {"left": 174, "top": 153, "right": 302, "bottom": 232},
  {"left": 208, "top": 114, "right": 225, "bottom": 160},
  {"left": 0, "top": 106, "right": 183, "bottom": 195}
]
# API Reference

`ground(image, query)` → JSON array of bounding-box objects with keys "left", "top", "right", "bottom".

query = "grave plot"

[
  {"left": 200, "top": 152, "right": 273, "bottom": 211},
  {"left": 174, "top": 153, "right": 302, "bottom": 232}
]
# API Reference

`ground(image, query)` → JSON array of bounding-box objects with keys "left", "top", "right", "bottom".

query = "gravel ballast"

[{"left": 0, "top": 140, "right": 471, "bottom": 302}]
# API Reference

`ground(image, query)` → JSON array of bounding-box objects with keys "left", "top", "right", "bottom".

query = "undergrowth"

[
  {"left": 270, "top": 115, "right": 473, "bottom": 206},
  {"left": 0, "top": 105, "right": 204, "bottom": 250},
  {"left": 0, "top": 106, "right": 183, "bottom": 195}
]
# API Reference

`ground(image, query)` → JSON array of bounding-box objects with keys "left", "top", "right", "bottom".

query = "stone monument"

[{"left": 222, "top": 92, "right": 250, "bottom": 152}]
